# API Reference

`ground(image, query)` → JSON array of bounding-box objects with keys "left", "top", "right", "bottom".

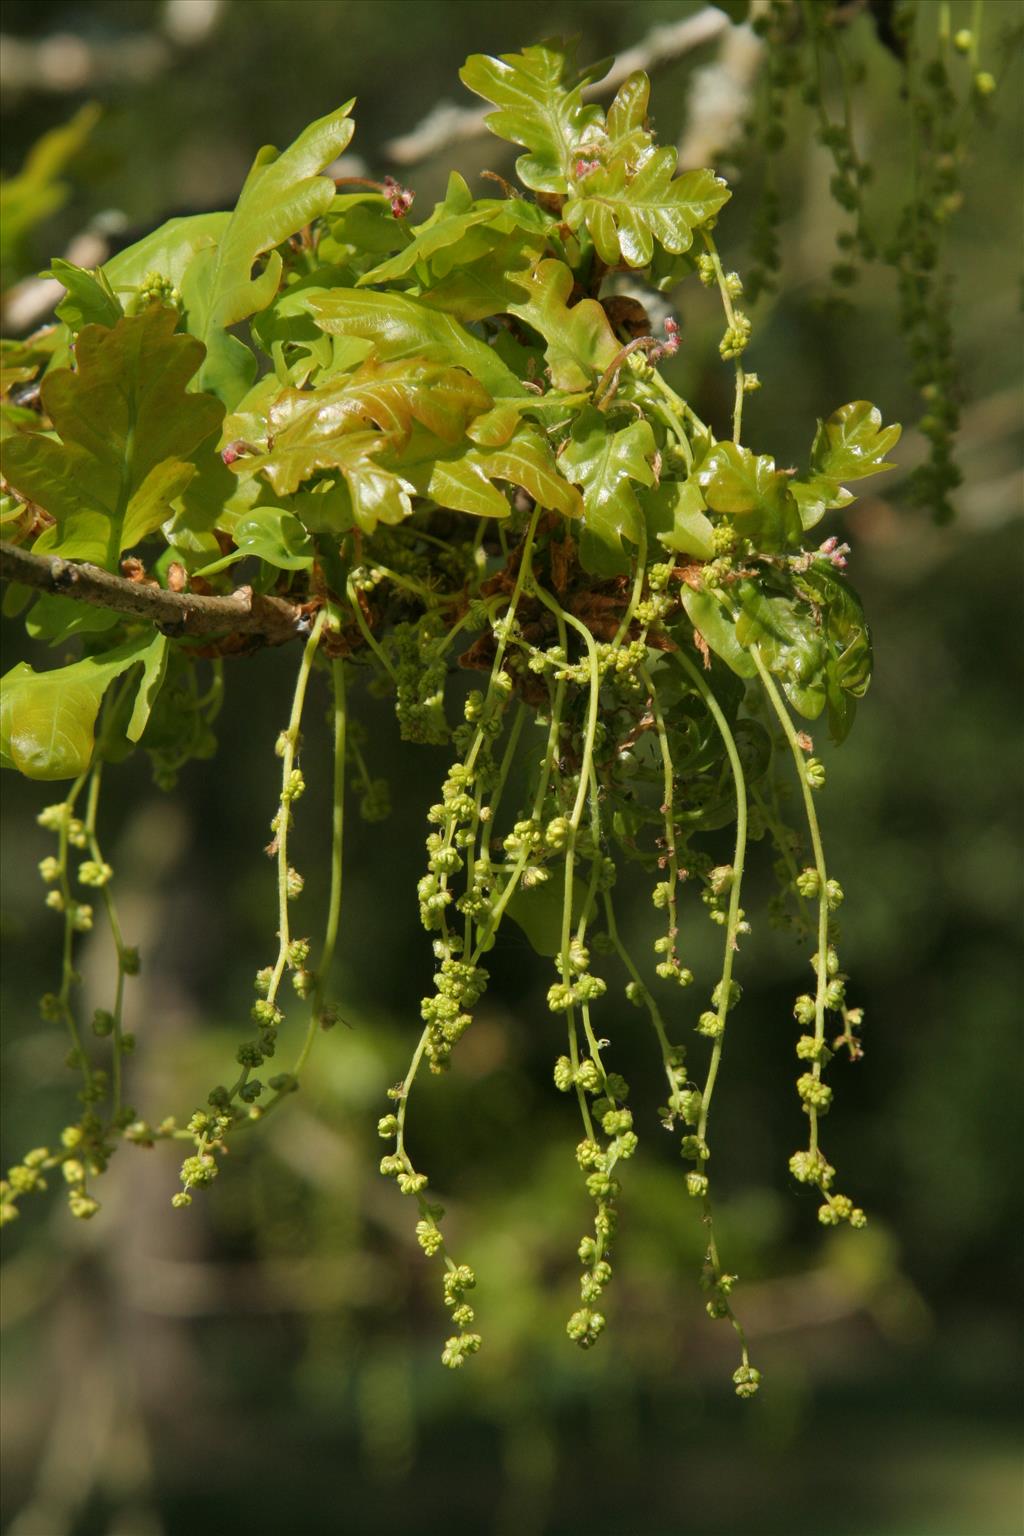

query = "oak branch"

[{"left": 0, "top": 541, "right": 305, "bottom": 645}]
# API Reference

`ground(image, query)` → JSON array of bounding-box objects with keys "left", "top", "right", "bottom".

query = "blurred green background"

[{"left": 1, "top": 3, "right": 1022, "bottom": 1534}]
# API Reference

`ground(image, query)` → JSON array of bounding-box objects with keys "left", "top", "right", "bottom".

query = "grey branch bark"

[
  {"left": 0, "top": 541, "right": 305, "bottom": 644},
  {"left": 383, "top": 6, "right": 732, "bottom": 166}
]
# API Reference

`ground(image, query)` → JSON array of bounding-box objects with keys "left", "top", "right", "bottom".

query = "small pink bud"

[
  {"left": 382, "top": 175, "right": 414, "bottom": 218},
  {"left": 818, "top": 535, "right": 850, "bottom": 569}
]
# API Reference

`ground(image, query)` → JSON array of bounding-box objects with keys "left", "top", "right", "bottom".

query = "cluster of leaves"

[{"left": 1, "top": 40, "right": 902, "bottom": 1392}]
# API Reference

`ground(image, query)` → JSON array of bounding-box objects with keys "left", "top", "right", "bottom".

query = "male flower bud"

[
  {"left": 796, "top": 1073, "right": 833, "bottom": 1111},
  {"left": 553, "top": 1056, "right": 574, "bottom": 1092},
  {"left": 416, "top": 1220, "right": 443, "bottom": 1256},
  {"left": 180, "top": 1154, "right": 217, "bottom": 1187},
  {"left": 577, "top": 1059, "right": 602, "bottom": 1094},
  {"left": 825, "top": 979, "right": 846, "bottom": 1009},
  {"left": 794, "top": 994, "right": 816, "bottom": 1024},
  {"left": 796, "top": 1035, "right": 832, "bottom": 1064},
  {"left": 566, "top": 1308, "right": 605, "bottom": 1347},
  {"left": 38, "top": 857, "right": 60, "bottom": 883},
  {"left": 568, "top": 939, "right": 590, "bottom": 974},
  {"left": 796, "top": 867, "right": 820, "bottom": 898},
  {"left": 789, "top": 1148, "right": 835, "bottom": 1187},
  {"left": 805, "top": 758, "right": 826, "bottom": 789},
  {"left": 733, "top": 1365, "right": 761, "bottom": 1399},
  {"left": 78, "top": 861, "right": 113, "bottom": 888},
  {"left": 286, "top": 938, "right": 310, "bottom": 969},
  {"left": 712, "top": 979, "right": 741, "bottom": 1012},
  {"left": 545, "top": 816, "right": 571, "bottom": 851}
]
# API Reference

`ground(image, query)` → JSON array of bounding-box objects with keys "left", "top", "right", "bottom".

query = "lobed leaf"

[
  {"left": 1, "top": 631, "right": 167, "bottom": 780},
  {"left": 309, "top": 287, "right": 525, "bottom": 399},
  {"left": 735, "top": 583, "right": 829, "bottom": 720},
  {"left": 47, "top": 259, "right": 122, "bottom": 333},
  {"left": 427, "top": 425, "right": 582, "bottom": 522},
  {"left": 459, "top": 41, "right": 606, "bottom": 195},
  {"left": 272, "top": 354, "right": 489, "bottom": 454},
  {"left": 507, "top": 259, "right": 619, "bottom": 391},
  {"left": 696, "top": 440, "right": 802, "bottom": 552},
  {"left": 104, "top": 212, "right": 230, "bottom": 297},
  {"left": 811, "top": 400, "right": 902, "bottom": 482},
  {"left": 180, "top": 102, "right": 356, "bottom": 406},
  {"left": 231, "top": 509, "right": 314, "bottom": 570},
  {"left": 643, "top": 479, "right": 715, "bottom": 560},
  {"left": 560, "top": 407, "right": 656, "bottom": 562},
  {"left": 565, "top": 151, "right": 730, "bottom": 269},
  {"left": 356, "top": 172, "right": 552, "bottom": 288},
  {"left": 2, "top": 306, "right": 224, "bottom": 569},
  {"left": 681, "top": 589, "right": 757, "bottom": 679}
]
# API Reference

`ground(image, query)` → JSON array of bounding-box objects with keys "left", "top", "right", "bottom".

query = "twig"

[
  {"left": 0, "top": 540, "right": 305, "bottom": 645},
  {"left": 383, "top": 6, "right": 732, "bottom": 166}
]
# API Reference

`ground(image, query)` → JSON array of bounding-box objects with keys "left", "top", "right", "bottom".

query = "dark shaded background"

[{"left": 1, "top": 3, "right": 1022, "bottom": 1534}]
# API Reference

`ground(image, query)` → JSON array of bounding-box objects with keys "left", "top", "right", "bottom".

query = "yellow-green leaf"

[
  {"left": 2, "top": 307, "right": 223, "bottom": 569},
  {"left": 508, "top": 259, "right": 619, "bottom": 391}
]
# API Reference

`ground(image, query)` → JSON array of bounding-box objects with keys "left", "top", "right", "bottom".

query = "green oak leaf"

[
  {"left": 735, "top": 582, "right": 829, "bottom": 719},
  {"left": 426, "top": 425, "right": 582, "bottom": 522},
  {"left": 696, "top": 440, "right": 802, "bottom": 551},
  {"left": 507, "top": 259, "right": 619, "bottom": 391},
  {"left": 565, "top": 150, "right": 730, "bottom": 268},
  {"left": 239, "top": 424, "right": 414, "bottom": 536},
  {"left": 643, "top": 479, "right": 715, "bottom": 559},
  {"left": 793, "top": 564, "right": 872, "bottom": 742},
  {"left": 180, "top": 102, "right": 355, "bottom": 407},
  {"left": 1, "top": 631, "right": 167, "bottom": 780},
  {"left": 696, "top": 441, "right": 777, "bottom": 513},
  {"left": 239, "top": 356, "right": 492, "bottom": 511},
  {"left": 680, "top": 589, "right": 757, "bottom": 678},
  {"left": 47, "top": 259, "right": 122, "bottom": 332},
  {"left": 420, "top": 234, "right": 544, "bottom": 323},
  {"left": 271, "top": 354, "right": 490, "bottom": 449},
  {"left": 459, "top": 41, "right": 606, "bottom": 195},
  {"left": 2, "top": 306, "right": 224, "bottom": 569},
  {"left": 811, "top": 400, "right": 902, "bottom": 482},
  {"left": 308, "top": 287, "right": 525, "bottom": 399},
  {"left": 318, "top": 193, "right": 412, "bottom": 269},
  {"left": 103, "top": 212, "right": 230, "bottom": 297},
  {"left": 790, "top": 474, "right": 853, "bottom": 532},
  {"left": 230, "top": 509, "right": 314, "bottom": 570},
  {"left": 356, "top": 172, "right": 552, "bottom": 288},
  {"left": 560, "top": 407, "right": 655, "bottom": 564},
  {"left": 602, "top": 71, "right": 655, "bottom": 161}
]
